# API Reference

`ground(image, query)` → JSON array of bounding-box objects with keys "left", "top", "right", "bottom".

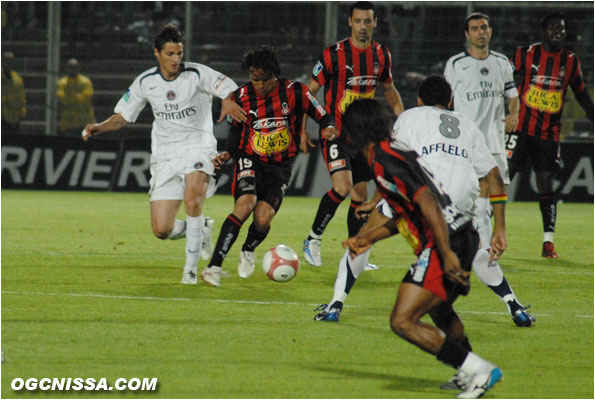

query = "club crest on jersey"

[
  {"left": 559, "top": 66, "right": 565, "bottom": 79},
  {"left": 281, "top": 102, "right": 290, "bottom": 115},
  {"left": 123, "top": 89, "right": 131, "bottom": 103},
  {"left": 480, "top": 67, "right": 489, "bottom": 76},
  {"left": 194, "top": 161, "right": 204, "bottom": 170},
  {"left": 313, "top": 61, "right": 323, "bottom": 76},
  {"left": 167, "top": 90, "right": 176, "bottom": 101},
  {"left": 373, "top": 62, "right": 379, "bottom": 75}
]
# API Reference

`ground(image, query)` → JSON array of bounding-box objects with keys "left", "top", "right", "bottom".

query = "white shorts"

[
  {"left": 492, "top": 153, "right": 510, "bottom": 185},
  {"left": 376, "top": 198, "right": 395, "bottom": 219},
  {"left": 149, "top": 150, "right": 217, "bottom": 201}
]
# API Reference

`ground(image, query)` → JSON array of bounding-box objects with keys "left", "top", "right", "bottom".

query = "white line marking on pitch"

[{"left": 2, "top": 291, "right": 593, "bottom": 319}]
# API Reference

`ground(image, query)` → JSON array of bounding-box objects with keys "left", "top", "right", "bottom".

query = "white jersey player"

[
  {"left": 82, "top": 25, "right": 247, "bottom": 284},
  {"left": 444, "top": 51, "right": 517, "bottom": 162},
  {"left": 393, "top": 106, "right": 494, "bottom": 217},
  {"left": 314, "top": 76, "right": 534, "bottom": 332},
  {"left": 443, "top": 12, "right": 520, "bottom": 264}
]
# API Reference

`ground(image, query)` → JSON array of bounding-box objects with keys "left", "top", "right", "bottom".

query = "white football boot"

[
  {"left": 180, "top": 269, "right": 197, "bottom": 284},
  {"left": 456, "top": 365, "right": 503, "bottom": 399},
  {"left": 238, "top": 250, "right": 255, "bottom": 278},
  {"left": 303, "top": 238, "right": 322, "bottom": 266},
  {"left": 201, "top": 266, "right": 223, "bottom": 287}
]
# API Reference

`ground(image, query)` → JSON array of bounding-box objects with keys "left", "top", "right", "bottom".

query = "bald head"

[
  {"left": 2, "top": 51, "right": 15, "bottom": 72},
  {"left": 66, "top": 58, "right": 80, "bottom": 78}
]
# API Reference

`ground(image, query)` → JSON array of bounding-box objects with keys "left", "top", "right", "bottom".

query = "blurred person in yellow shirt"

[
  {"left": 57, "top": 58, "right": 96, "bottom": 136},
  {"left": 1, "top": 51, "right": 27, "bottom": 133}
]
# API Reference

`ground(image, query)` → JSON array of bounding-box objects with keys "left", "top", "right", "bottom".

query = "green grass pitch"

[{"left": 1, "top": 190, "right": 593, "bottom": 398}]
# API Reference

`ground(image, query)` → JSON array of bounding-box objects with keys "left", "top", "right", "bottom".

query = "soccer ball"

[{"left": 262, "top": 245, "right": 300, "bottom": 282}]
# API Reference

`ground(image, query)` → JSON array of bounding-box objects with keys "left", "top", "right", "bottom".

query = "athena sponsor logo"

[
  {"left": 347, "top": 76, "right": 377, "bottom": 86},
  {"left": 11, "top": 377, "right": 158, "bottom": 392},
  {"left": 252, "top": 117, "right": 288, "bottom": 130}
]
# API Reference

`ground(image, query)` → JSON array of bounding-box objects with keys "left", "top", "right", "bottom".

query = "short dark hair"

[
  {"left": 343, "top": 99, "right": 391, "bottom": 150},
  {"left": 154, "top": 24, "right": 183, "bottom": 52},
  {"left": 241, "top": 45, "right": 281, "bottom": 77},
  {"left": 350, "top": 1, "right": 375, "bottom": 17},
  {"left": 418, "top": 76, "right": 452, "bottom": 108},
  {"left": 542, "top": 12, "right": 566, "bottom": 30},
  {"left": 465, "top": 12, "right": 490, "bottom": 31}
]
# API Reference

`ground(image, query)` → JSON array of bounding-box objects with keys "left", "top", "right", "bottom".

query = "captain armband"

[{"left": 489, "top": 194, "right": 508, "bottom": 205}]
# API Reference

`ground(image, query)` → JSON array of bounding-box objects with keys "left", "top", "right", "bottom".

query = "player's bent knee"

[
  {"left": 153, "top": 229, "right": 170, "bottom": 240},
  {"left": 253, "top": 214, "right": 272, "bottom": 229},
  {"left": 332, "top": 183, "right": 352, "bottom": 197},
  {"left": 389, "top": 314, "right": 412, "bottom": 338}
]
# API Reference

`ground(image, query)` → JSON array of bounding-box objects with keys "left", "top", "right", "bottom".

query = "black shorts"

[
  {"left": 507, "top": 131, "right": 561, "bottom": 173},
  {"left": 231, "top": 155, "right": 292, "bottom": 212},
  {"left": 319, "top": 137, "right": 372, "bottom": 184},
  {"left": 402, "top": 222, "right": 479, "bottom": 303}
]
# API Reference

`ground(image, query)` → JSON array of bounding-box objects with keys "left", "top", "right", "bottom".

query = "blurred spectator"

[
  {"left": 128, "top": 4, "right": 154, "bottom": 44},
  {"left": 57, "top": 58, "right": 96, "bottom": 136},
  {"left": 1, "top": 51, "right": 27, "bottom": 134}
]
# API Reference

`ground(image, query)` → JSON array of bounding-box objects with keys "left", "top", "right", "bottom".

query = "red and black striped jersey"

[
  {"left": 369, "top": 140, "right": 472, "bottom": 255},
  {"left": 229, "top": 78, "right": 332, "bottom": 164},
  {"left": 312, "top": 38, "right": 393, "bottom": 136},
  {"left": 511, "top": 43, "right": 587, "bottom": 141}
]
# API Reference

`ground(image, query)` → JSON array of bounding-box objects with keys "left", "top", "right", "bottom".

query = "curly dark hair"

[
  {"left": 154, "top": 24, "right": 183, "bottom": 52},
  {"left": 418, "top": 75, "right": 452, "bottom": 108},
  {"left": 241, "top": 45, "right": 281, "bottom": 77},
  {"left": 342, "top": 99, "right": 391, "bottom": 151}
]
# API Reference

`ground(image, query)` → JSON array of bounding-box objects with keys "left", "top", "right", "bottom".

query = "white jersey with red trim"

[
  {"left": 392, "top": 106, "right": 497, "bottom": 215},
  {"left": 444, "top": 51, "right": 518, "bottom": 154},
  {"left": 115, "top": 62, "right": 238, "bottom": 162}
]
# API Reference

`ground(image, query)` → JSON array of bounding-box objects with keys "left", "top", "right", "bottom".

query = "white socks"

[
  {"left": 330, "top": 248, "right": 371, "bottom": 306},
  {"left": 459, "top": 351, "right": 492, "bottom": 376},
  {"left": 472, "top": 249, "right": 504, "bottom": 286},
  {"left": 184, "top": 215, "right": 205, "bottom": 274},
  {"left": 544, "top": 232, "right": 554, "bottom": 243}
]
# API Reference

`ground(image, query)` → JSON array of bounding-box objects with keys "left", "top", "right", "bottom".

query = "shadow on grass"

[{"left": 310, "top": 365, "right": 445, "bottom": 394}]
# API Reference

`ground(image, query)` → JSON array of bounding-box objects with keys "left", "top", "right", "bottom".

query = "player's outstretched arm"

[
  {"left": 342, "top": 214, "right": 398, "bottom": 258},
  {"left": 82, "top": 113, "right": 128, "bottom": 141},
  {"left": 503, "top": 96, "right": 520, "bottom": 132},
  {"left": 575, "top": 90, "right": 594, "bottom": 122},
  {"left": 485, "top": 167, "right": 507, "bottom": 260},
  {"left": 382, "top": 82, "right": 405, "bottom": 116},
  {"left": 299, "top": 126, "right": 315, "bottom": 154},
  {"left": 300, "top": 79, "right": 322, "bottom": 154},
  {"left": 218, "top": 94, "right": 247, "bottom": 123},
  {"left": 355, "top": 190, "right": 383, "bottom": 219}
]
